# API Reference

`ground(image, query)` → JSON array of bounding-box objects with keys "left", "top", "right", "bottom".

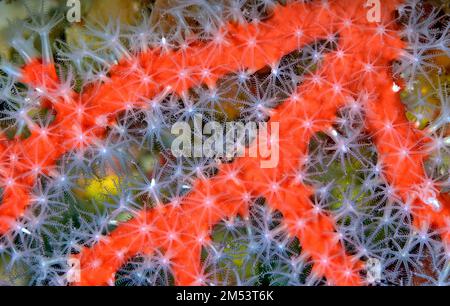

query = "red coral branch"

[{"left": 0, "top": 0, "right": 448, "bottom": 285}]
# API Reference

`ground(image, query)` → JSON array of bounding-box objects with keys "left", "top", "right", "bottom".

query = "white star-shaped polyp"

[
  {"left": 178, "top": 69, "right": 188, "bottom": 79},
  {"left": 295, "top": 172, "right": 304, "bottom": 183},
  {"left": 312, "top": 51, "right": 321, "bottom": 61},
  {"left": 10, "top": 154, "right": 18, "bottom": 162},
  {"left": 332, "top": 83, "right": 342, "bottom": 94},
  {"left": 376, "top": 25, "right": 386, "bottom": 35},
  {"left": 139, "top": 224, "right": 150, "bottom": 233},
  {"left": 196, "top": 276, "right": 205, "bottom": 285},
  {"left": 238, "top": 71, "right": 249, "bottom": 82},
  {"left": 204, "top": 197, "right": 214, "bottom": 207},
  {"left": 168, "top": 232, "right": 178, "bottom": 241},
  {"left": 384, "top": 121, "right": 393, "bottom": 130},
  {"left": 338, "top": 141, "right": 348, "bottom": 153},
  {"left": 32, "top": 166, "right": 41, "bottom": 174},
  {"left": 320, "top": 256, "right": 330, "bottom": 266},
  {"left": 343, "top": 18, "right": 352, "bottom": 27},
  {"left": 90, "top": 259, "right": 102, "bottom": 269},
  {"left": 39, "top": 128, "right": 48, "bottom": 136},
  {"left": 295, "top": 28, "right": 303, "bottom": 38},
  {"left": 115, "top": 249, "right": 125, "bottom": 259},
  {"left": 150, "top": 178, "right": 157, "bottom": 188},
  {"left": 336, "top": 50, "right": 345, "bottom": 59},
  {"left": 213, "top": 31, "right": 225, "bottom": 45},
  {"left": 302, "top": 119, "right": 313, "bottom": 129},
  {"left": 247, "top": 37, "right": 256, "bottom": 47},
  {"left": 201, "top": 68, "right": 211, "bottom": 78},
  {"left": 5, "top": 178, "right": 15, "bottom": 187},
  {"left": 157, "top": 255, "right": 170, "bottom": 267},
  {"left": 399, "top": 148, "right": 409, "bottom": 158},
  {"left": 364, "top": 63, "right": 374, "bottom": 73},
  {"left": 197, "top": 234, "right": 206, "bottom": 244},
  {"left": 76, "top": 106, "right": 84, "bottom": 116},
  {"left": 226, "top": 171, "right": 237, "bottom": 180},
  {"left": 242, "top": 192, "right": 251, "bottom": 202},
  {"left": 142, "top": 76, "right": 152, "bottom": 84},
  {"left": 311, "top": 74, "right": 323, "bottom": 85},
  {"left": 95, "top": 115, "right": 108, "bottom": 127},
  {"left": 313, "top": 206, "right": 322, "bottom": 214},
  {"left": 296, "top": 218, "right": 305, "bottom": 229}
]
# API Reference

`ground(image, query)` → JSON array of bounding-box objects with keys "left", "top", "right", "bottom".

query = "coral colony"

[{"left": 0, "top": 0, "right": 448, "bottom": 286}]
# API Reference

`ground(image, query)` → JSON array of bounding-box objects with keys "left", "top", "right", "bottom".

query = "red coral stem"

[{"left": 0, "top": 0, "right": 447, "bottom": 286}]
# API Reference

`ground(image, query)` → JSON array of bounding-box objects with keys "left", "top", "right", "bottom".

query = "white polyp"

[
  {"left": 247, "top": 37, "right": 256, "bottom": 47},
  {"left": 40, "top": 33, "right": 53, "bottom": 64},
  {"left": 6, "top": 178, "right": 14, "bottom": 187},
  {"left": 150, "top": 178, "right": 156, "bottom": 188},
  {"left": 95, "top": 115, "right": 108, "bottom": 127},
  {"left": 0, "top": 63, "right": 22, "bottom": 79},
  {"left": 295, "top": 29, "right": 303, "bottom": 38},
  {"left": 444, "top": 136, "right": 450, "bottom": 145},
  {"left": 424, "top": 197, "right": 441, "bottom": 211},
  {"left": 392, "top": 82, "right": 401, "bottom": 92},
  {"left": 20, "top": 226, "right": 31, "bottom": 235},
  {"left": 329, "top": 128, "right": 338, "bottom": 138}
]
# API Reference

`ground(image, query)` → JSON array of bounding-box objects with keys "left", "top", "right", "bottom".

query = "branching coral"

[{"left": 0, "top": 0, "right": 448, "bottom": 286}]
